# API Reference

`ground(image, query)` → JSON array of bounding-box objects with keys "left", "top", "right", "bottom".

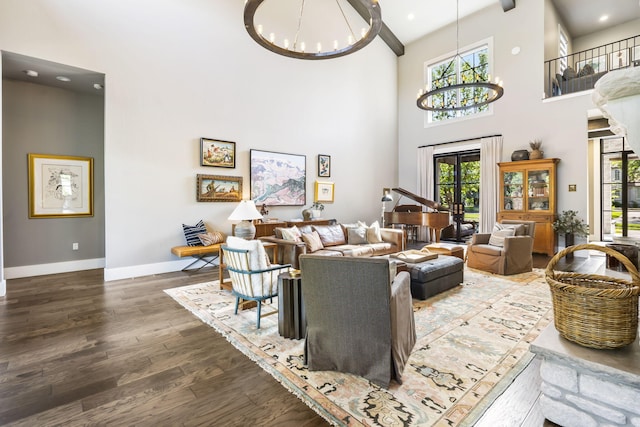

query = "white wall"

[
  {"left": 0, "top": 0, "right": 399, "bottom": 281},
  {"left": 398, "top": 0, "right": 594, "bottom": 240},
  {"left": 573, "top": 18, "right": 640, "bottom": 53}
]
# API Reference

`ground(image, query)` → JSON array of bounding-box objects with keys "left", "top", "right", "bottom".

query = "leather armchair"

[
  {"left": 466, "top": 220, "right": 535, "bottom": 275},
  {"left": 299, "top": 255, "right": 416, "bottom": 388}
]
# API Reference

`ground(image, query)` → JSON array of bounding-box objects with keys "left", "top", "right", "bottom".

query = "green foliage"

[
  {"left": 552, "top": 210, "right": 589, "bottom": 236},
  {"left": 310, "top": 201, "right": 324, "bottom": 211}
]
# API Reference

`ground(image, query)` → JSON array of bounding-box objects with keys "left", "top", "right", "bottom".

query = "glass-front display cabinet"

[{"left": 498, "top": 158, "right": 559, "bottom": 256}]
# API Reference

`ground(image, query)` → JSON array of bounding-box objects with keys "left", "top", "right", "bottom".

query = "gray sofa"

[
  {"left": 299, "top": 255, "right": 416, "bottom": 388},
  {"left": 260, "top": 223, "right": 403, "bottom": 269},
  {"left": 557, "top": 70, "right": 607, "bottom": 95}
]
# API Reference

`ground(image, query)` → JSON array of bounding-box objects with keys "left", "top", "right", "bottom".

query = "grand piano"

[{"left": 383, "top": 188, "right": 450, "bottom": 243}]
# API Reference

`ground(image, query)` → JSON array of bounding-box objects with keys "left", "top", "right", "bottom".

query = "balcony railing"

[{"left": 544, "top": 34, "right": 639, "bottom": 99}]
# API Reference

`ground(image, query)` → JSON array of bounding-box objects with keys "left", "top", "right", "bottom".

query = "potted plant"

[
  {"left": 310, "top": 201, "right": 325, "bottom": 219},
  {"left": 552, "top": 210, "right": 589, "bottom": 258}
]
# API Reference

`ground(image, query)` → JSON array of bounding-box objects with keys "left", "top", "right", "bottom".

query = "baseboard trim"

[
  {"left": 0, "top": 279, "right": 5, "bottom": 296},
  {"left": 3, "top": 257, "right": 220, "bottom": 282},
  {"left": 4, "top": 258, "right": 106, "bottom": 279},
  {"left": 104, "top": 258, "right": 220, "bottom": 282}
]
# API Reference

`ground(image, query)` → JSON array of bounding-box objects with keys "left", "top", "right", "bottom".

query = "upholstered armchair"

[
  {"left": 298, "top": 255, "right": 416, "bottom": 388},
  {"left": 466, "top": 220, "right": 536, "bottom": 275},
  {"left": 222, "top": 236, "right": 291, "bottom": 329}
]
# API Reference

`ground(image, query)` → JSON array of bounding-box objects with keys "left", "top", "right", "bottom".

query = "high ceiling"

[
  {"left": 2, "top": 0, "right": 638, "bottom": 94},
  {"left": 379, "top": 0, "right": 640, "bottom": 45}
]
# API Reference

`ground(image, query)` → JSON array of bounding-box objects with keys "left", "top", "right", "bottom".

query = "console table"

[{"left": 232, "top": 218, "right": 337, "bottom": 238}]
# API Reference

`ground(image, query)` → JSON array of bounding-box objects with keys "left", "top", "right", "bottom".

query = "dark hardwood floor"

[{"left": 0, "top": 250, "right": 601, "bottom": 425}]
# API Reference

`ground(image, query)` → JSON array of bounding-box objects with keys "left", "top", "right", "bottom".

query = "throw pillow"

[
  {"left": 226, "top": 236, "right": 269, "bottom": 270},
  {"left": 347, "top": 226, "right": 368, "bottom": 245},
  {"left": 301, "top": 231, "right": 324, "bottom": 252},
  {"left": 563, "top": 66, "right": 577, "bottom": 80},
  {"left": 555, "top": 73, "right": 565, "bottom": 82},
  {"left": 578, "top": 63, "right": 594, "bottom": 77},
  {"left": 493, "top": 223, "right": 526, "bottom": 236},
  {"left": 182, "top": 220, "right": 207, "bottom": 246},
  {"left": 488, "top": 228, "right": 516, "bottom": 247},
  {"left": 366, "top": 221, "right": 384, "bottom": 244},
  {"left": 197, "top": 230, "right": 225, "bottom": 246},
  {"left": 280, "top": 226, "right": 302, "bottom": 242}
]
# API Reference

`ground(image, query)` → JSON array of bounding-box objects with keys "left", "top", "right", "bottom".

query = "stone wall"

[{"left": 530, "top": 326, "right": 640, "bottom": 427}]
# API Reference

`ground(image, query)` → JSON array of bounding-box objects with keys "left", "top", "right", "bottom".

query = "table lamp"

[{"left": 228, "top": 200, "right": 263, "bottom": 239}]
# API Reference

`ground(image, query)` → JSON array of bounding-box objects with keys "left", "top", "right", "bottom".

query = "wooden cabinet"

[{"left": 497, "top": 158, "right": 559, "bottom": 256}]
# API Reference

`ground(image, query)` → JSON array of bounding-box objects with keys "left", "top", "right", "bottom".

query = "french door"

[
  {"left": 434, "top": 150, "right": 480, "bottom": 240},
  {"left": 601, "top": 137, "right": 640, "bottom": 240}
]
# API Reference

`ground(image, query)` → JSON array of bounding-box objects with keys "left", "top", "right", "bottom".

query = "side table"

[
  {"left": 278, "top": 272, "right": 306, "bottom": 340},
  {"left": 605, "top": 243, "right": 639, "bottom": 272}
]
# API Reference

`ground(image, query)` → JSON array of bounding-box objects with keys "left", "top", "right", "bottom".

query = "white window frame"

[
  {"left": 558, "top": 25, "right": 568, "bottom": 73},
  {"left": 423, "top": 37, "right": 495, "bottom": 127}
]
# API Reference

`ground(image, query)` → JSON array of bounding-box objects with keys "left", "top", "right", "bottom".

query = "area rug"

[{"left": 164, "top": 268, "right": 552, "bottom": 426}]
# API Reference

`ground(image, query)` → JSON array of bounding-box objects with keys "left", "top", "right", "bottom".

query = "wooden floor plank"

[{"left": 1, "top": 253, "right": 591, "bottom": 425}]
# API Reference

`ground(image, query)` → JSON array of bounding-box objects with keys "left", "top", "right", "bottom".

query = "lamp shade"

[
  {"left": 381, "top": 194, "right": 393, "bottom": 202},
  {"left": 228, "top": 200, "right": 263, "bottom": 239},
  {"left": 228, "top": 200, "right": 263, "bottom": 221}
]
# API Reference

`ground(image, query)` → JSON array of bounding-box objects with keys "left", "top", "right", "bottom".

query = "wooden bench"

[{"left": 171, "top": 244, "right": 222, "bottom": 271}]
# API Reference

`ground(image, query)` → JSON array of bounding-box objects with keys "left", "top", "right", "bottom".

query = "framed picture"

[
  {"left": 250, "top": 149, "right": 306, "bottom": 206},
  {"left": 609, "top": 49, "right": 629, "bottom": 70},
  {"left": 28, "top": 153, "right": 93, "bottom": 218},
  {"left": 575, "top": 55, "right": 607, "bottom": 74},
  {"left": 318, "top": 154, "right": 331, "bottom": 177},
  {"left": 200, "top": 138, "right": 236, "bottom": 168},
  {"left": 196, "top": 174, "right": 242, "bottom": 202},
  {"left": 315, "top": 181, "right": 334, "bottom": 203}
]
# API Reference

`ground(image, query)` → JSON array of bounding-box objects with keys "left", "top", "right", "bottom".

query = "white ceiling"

[
  {"left": 2, "top": 0, "right": 638, "bottom": 94},
  {"left": 379, "top": 0, "right": 640, "bottom": 45}
]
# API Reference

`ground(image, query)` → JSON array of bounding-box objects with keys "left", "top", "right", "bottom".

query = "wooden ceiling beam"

[
  {"left": 346, "top": 0, "right": 405, "bottom": 57},
  {"left": 500, "top": 0, "right": 516, "bottom": 12}
]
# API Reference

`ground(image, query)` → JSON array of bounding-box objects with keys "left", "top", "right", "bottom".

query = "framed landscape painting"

[
  {"left": 196, "top": 174, "right": 242, "bottom": 202},
  {"left": 200, "top": 138, "right": 236, "bottom": 168},
  {"left": 250, "top": 149, "right": 305, "bottom": 206},
  {"left": 28, "top": 153, "right": 94, "bottom": 218}
]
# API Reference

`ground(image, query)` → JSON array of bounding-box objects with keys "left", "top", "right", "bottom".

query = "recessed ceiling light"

[
  {"left": 599, "top": 15, "right": 609, "bottom": 22},
  {"left": 24, "top": 70, "right": 39, "bottom": 77},
  {"left": 56, "top": 76, "right": 71, "bottom": 82},
  {"left": 93, "top": 83, "right": 103, "bottom": 90},
  {"left": 511, "top": 46, "right": 521, "bottom": 55},
  {"left": 407, "top": 13, "right": 415, "bottom": 21}
]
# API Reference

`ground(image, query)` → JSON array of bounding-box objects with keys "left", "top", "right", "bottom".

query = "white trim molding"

[{"left": 4, "top": 258, "right": 106, "bottom": 279}]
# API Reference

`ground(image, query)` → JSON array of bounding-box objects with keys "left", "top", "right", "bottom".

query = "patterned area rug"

[{"left": 165, "top": 268, "right": 552, "bottom": 426}]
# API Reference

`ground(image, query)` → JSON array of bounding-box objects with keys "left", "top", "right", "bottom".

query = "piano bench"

[{"left": 406, "top": 255, "right": 464, "bottom": 300}]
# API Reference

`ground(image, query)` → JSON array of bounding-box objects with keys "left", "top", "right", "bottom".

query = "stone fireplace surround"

[{"left": 530, "top": 325, "right": 640, "bottom": 427}]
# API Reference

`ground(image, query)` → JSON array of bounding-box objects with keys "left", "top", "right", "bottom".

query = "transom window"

[{"left": 425, "top": 39, "right": 494, "bottom": 124}]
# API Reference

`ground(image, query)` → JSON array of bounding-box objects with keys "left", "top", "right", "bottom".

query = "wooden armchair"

[{"left": 222, "top": 236, "right": 291, "bottom": 329}]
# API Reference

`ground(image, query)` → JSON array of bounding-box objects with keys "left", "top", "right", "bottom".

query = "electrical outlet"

[{"left": 72, "top": 243, "right": 79, "bottom": 250}]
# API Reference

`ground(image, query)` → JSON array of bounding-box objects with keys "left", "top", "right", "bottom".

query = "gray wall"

[
  {"left": 573, "top": 18, "right": 640, "bottom": 53},
  {"left": 2, "top": 79, "right": 104, "bottom": 267}
]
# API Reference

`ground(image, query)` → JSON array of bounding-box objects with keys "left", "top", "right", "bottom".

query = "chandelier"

[
  {"left": 244, "top": 0, "right": 382, "bottom": 60},
  {"left": 417, "top": 0, "right": 503, "bottom": 111}
]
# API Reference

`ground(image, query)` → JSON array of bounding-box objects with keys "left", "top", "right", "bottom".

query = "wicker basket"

[{"left": 545, "top": 243, "right": 640, "bottom": 349}]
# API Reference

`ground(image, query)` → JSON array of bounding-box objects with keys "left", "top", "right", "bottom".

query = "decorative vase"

[
  {"left": 311, "top": 209, "right": 321, "bottom": 219},
  {"left": 565, "top": 233, "right": 575, "bottom": 260},
  {"left": 511, "top": 150, "right": 529, "bottom": 161},
  {"left": 302, "top": 208, "right": 312, "bottom": 221},
  {"left": 529, "top": 149, "right": 543, "bottom": 160}
]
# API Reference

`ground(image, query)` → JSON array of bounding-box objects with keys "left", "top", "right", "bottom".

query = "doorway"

[
  {"left": 434, "top": 150, "right": 480, "bottom": 241},
  {"left": 601, "top": 136, "right": 640, "bottom": 241}
]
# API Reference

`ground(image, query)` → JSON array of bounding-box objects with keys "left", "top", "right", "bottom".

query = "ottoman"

[{"left": 406, "top": 255, "right": 464, "bottom": 300}]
